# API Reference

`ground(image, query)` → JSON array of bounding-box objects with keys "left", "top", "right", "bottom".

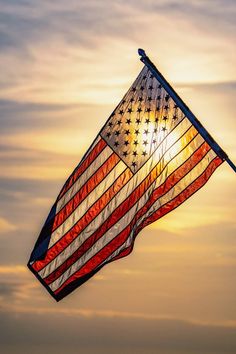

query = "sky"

[{"left": 0, "top": 0, "right": 236, "bottom": 353}]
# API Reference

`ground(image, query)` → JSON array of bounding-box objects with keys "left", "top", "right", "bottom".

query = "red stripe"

[
  {"left": 37, "top": 140, "right": 169, "bottom": 275},
  {"left": 54, "top": 225, "right": 132, "bottom": 295},
  {"left": 33, "top": 168, "right": 132, "bottom": 273},
  {"left": 110, "top": 151, "right": 222, "bottom": 262},
  {"left": 136, "top": 156, "right": 223, "bottom": 233},
  {"left": 44, "top": 167, "right": 133, "bottom": 284},
  {"left": 130, "top": 141, "right": 211, "bottom": 231},
  {"left": 34, "top": 128, "right": 197, "bottom": 274},
  {"left": 52, "top": 153, "right": 120, "bottom": 232},
  {"left": 34, "top": 129, "right": 199, "bottom": 274},
  {"left": 58, "top": 138, "right": 107, "bottom": 200},
  {"left": 33, "top": 144, "right": 163, "bottom": 273},
  {"left": 53, "top": 155, "right": 222, "bottom": 295},
  {"left": 112, "top": 244, "right": 134, "bottom": 261},
  {"left": 46, "top": 139, "right": 208, "bottom": 285},
  {"left": 113, "top": 156, "right": 223, "bottom": 263},
  {"left": 106, "top": 157, "right": 223, "bottom": 263}
]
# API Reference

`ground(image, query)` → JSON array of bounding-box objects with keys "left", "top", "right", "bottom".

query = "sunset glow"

[{"left": 0, "top": 1, "right": 235, "bottom": 353}]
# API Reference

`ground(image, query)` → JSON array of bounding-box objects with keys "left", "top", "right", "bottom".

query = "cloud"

[
  {"left": 1, "top": 1, "right": 235, "bottom": 49},
  {"left": 0, "top": 143, "right": 80, "bottom": 180},
  {"left": 137, "top": 222, "right": 236, "bottom": 258},
  {"left": 1, "top": 300, "right": 236, "bottom": 327},
  {"left": 0, "top": 265, "right": 41, "bottom": 306},
  {"left": 0, "top": 217, "right": 16, "bottom": 233},
  {"left": 0, "top": 5, "right": 235, "bottom": 353},
  {"left": 0, "top": 265, "right": 27, "bottom": 274},
  {"left": 0, "top": 306, "right": 236, "bottom": 354},
  {"left": 0, "top": 0, "right": 236, "bottom": 106},
  {"left": 0, "top": 0, "right": 142, "bottom": 49},
  {"left": 0, "top": 177, "right": 61, "bottom": 204},
  {"left": 0, "top": 282, "right": 20, "bottom": 297}
]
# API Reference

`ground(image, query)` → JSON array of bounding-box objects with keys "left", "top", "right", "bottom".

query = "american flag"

[{"left": 28, "top": 64, "right": 223, "bottom": 301}]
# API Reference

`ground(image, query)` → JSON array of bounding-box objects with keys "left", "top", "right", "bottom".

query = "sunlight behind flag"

[{"left": 28, "top": 53, "right": 225, "bottom": 301}]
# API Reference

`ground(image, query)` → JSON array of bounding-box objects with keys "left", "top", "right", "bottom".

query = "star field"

[{"left": 101, "top": 66, "right": 185, "bottom": 173}]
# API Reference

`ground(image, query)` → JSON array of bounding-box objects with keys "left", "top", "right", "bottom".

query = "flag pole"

[{"left": 138, "top": 48, "right": 236, "bottom": 173}]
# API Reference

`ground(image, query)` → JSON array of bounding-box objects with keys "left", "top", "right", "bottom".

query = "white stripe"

[
  {"left": 50, "top": 145, "right": 214, "bottom": 292},
  {"left": 48, "top": 160, "right": 126, "bottom": 249},
  {"left": 40, "top": 119, "right": 194, "bottom": 277},
  {"left": 45, "top": 129, "right": 203, "bottom": 283},
  {"left": 42, "top": 121, "right": 197, "bottom": 278},
  {"left": 139, "top": 149, "right": 217, "bottom": 222},
  {"left": 56, "top": 145, "right": 113, "bottom": 213},
  {"left": 80, "top": 136, "right": 101, "bottom": 164},
  {"left": 49, "top": 183, "right": 148, "bottom": 291},
  {"left": 48, "top": 117, "right": 192, "bottom": 248},
  {"left": 100, "top": 149, "right": 217, "bottom": 264}
]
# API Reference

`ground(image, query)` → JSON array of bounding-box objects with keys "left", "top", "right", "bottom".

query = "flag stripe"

[
  {"left": 56, "top": 143, "right": 112, "bottom": 213},
  {"left": 37, "top": 147, "right": 118, "bottom": 243},
  {"left": 52, "top": 153, "right": 220, "bottom": 295},
  {"left": 32, "top": 166, "right": 131, "bottom": 273},
  {"left": 45, "top": 134, "right": 207, "bottom": 286},
  {"left": 102, "top": 155, "right": 223, "bottom": 266},
  {"left": 57, "top": 137, "right": 106, "bottom": 201},
  {"left": 131, "top": 142, "right": 212, "bottom": 230},
  {"left": 135, "top": 156, "right": 223, "bottom": 232},
  {"left": 43, "top": 168, "right": 133, "bottom": 284},
  {"left": 37, "top": 125, "right": 199, "bottom": 277},
  {"left": 49, "top": 156, "right": 123, "bottom": 247},
  {"left": 135, "top": 152, "right": 218, "bottom": 230},
  {"left": 36, "top": 125, "right": 200, "bottom": 278},
  {"left": 40, "top": 118, "right": 193, "bottom": 255},
  {"left": 48, "top": 161, "right": 126, "bottom": 249},
  {"left": 56, "top": 113, "right": 186, "bottom": 213},
  {"left": 114, "top": 147, "right": 215, "bottom": 249},
  {"left": 53, "top": 225, "right": 134, "bottom": 295},
  {"left": 44, "top": 139, "right": 209, "bottom": 286},
  {"left": 51, "top": 152, "right": 120, "bottom": 232}
]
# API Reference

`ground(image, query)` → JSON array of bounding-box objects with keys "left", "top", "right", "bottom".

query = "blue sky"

[{"left": 0, "top": 1, "right": 236, "bottom": 353}]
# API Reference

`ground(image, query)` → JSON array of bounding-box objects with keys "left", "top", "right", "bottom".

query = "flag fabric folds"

[{"left": 28, "top": 65, "right": 223, "bottom": 301}]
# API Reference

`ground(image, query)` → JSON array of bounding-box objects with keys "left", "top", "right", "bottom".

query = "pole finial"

[
  {"left": 138, "top": 48, "right": 235, "bottom": 172},
  {"left": 138, "top": 48, "right": 147, "bottom": 58}
]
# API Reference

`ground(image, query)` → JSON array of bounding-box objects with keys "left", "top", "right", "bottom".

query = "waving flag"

[{"left": 28, "top": 49, "right": 232, "bottom": 301}]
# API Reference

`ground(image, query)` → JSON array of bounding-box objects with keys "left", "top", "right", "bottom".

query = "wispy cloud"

[
  {"left": 0, "top": 265, "right": 27, "bottom": 274},
  {"left": 0, "top": 217, "right": 16, "bottom": 233},
  {"left": 1, "top": 303, "right": 236, "bottom": 354},
  {"left": 0, "top": 0, "right": 236, "bottom": 105},
  {"left": 0, "top": 3, "right": 235, "bottom": 353},
  {"left": 1, "top": 300, "right": 236, "bottom": 329}
]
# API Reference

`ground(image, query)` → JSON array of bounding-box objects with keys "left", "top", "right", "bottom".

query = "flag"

[{"left": 28, "top": 60, "right": 224, "bottom": 301}]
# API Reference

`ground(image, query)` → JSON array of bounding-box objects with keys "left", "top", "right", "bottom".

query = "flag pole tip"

[{"left": 138, "top": 48, "right": 147, "bottom": 58}]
